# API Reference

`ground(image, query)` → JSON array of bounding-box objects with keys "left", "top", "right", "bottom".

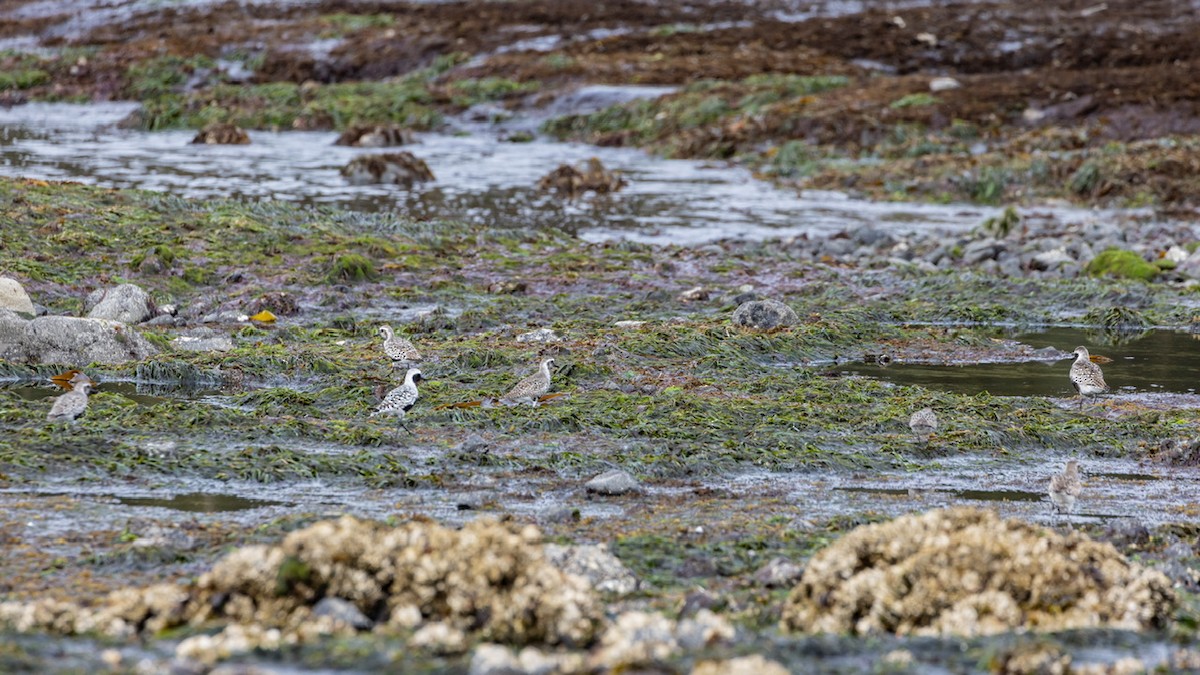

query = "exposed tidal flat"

[
  {"left": 2, "top": 174, "right": 1200, "bottom": 671},
  {"left": 4, "top": 0, "right": 1200, "bottom": 669}
]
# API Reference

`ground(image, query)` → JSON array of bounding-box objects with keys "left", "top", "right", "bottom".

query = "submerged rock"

[
  {"left": 0, "top": 309, "right": 158, "bottom": 365},
  {"left": 537, "top": 158, "right": 626, "bottom": 197},
  {"left": 585, "top": 469, "right": 639, "bottom": 496},
  {"left": 170, "top": 328, "right": 234, "bottom": 353},
  {"left": 341, "top": 152, "right": 435, "bottom": 186},
  {"left": 780, "top": 507, "right": 1176, "bottom": 637},
  {"left": 334, "top": 124, "right": 413, "bottom": 147},
  {"left": 85, "top": 283, "right": 156, "bottom": 324},
  {"left": 191, "top": 123, "right": 251, "bottom": 145},
  {"left": 731, "top": 299, "right": 797, "bottom": 330},
  {"left": 0, "top": 516, "right": 603, "bottom": 655},
  {"left": 0, "top": 276, "right": 34, "bottom": 315}
]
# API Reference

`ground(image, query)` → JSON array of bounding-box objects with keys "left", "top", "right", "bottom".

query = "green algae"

[{"left": 1086, "top": 249, "right": 1159, "bottom": 282}]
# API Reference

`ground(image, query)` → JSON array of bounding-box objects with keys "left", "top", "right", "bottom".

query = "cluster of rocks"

[
  {"left": 0, "top": 279, "right": 160, "bottom": 365},
  {"left": 781, "top": 507, "right": 1176, "bottom": 637},
  {"left": 785, "top": 211, "right": 1200, "bottom": 282},
  {"left": 0, "top": 516, "right": 605, "bottom": 664},
  {"left": 0, "top": 277, "right": 314, "bottom": 363}
]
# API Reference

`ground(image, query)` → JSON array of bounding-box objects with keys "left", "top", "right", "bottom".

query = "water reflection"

[
  {"left": 116, "top": 492, "right": 282, "bottom": 513},
  {"left": 846, "top": 326, "right": 1200, "bottom": 396}
]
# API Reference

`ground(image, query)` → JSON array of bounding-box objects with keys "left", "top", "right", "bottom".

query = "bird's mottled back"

[{"left": 47, "top": 381, "right": 93, "bottom": 422}]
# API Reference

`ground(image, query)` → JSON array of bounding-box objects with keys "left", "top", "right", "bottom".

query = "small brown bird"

[
  {"left": 47, "top": 376, "right": 94, "bottom": 423},
  {"left": 908, "top": 407, "right": 938, "bottom": 441},
  {"left": 502, "top": 357, "right": 556, "bottom": 405},
  {"left": 1048, "top": 460, "right": 1082, "bottom": 515},
  {"left": 1069, "top": 346, "right": 1109, "bottom": 409},
  {"left": 379, "top": 325, "right": 422, "bottom": 366}
]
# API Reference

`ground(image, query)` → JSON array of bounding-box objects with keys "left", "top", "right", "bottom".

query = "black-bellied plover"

[
  {"left": 908, "top": 407, "right": 938, "bottom": 441},
  {"left": 47, "top": 375, "right": 94, "bottom": 423},
  {"left": 379, "top": 325, "right": 422, "bottom": 367},
  {"left": 371, "top": 367, "right": 423, "bottom": 435},
  {"left": 1069, "top": 346, "right": 1109, "bottom": 409},
  {"left": 1048, "top": 459, "right": 1082, "bottom": 515},
  {"left": 502, "top": 357, "right": 556, "bottom": 405}
]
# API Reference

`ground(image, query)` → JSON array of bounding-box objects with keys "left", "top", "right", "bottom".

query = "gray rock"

[
  {"left": 516, "top": 328, "right": 560, "bottom": 344},
  {"left": 1176, "top": 250, "right": 1200, "bottom": 280},
  {"left": 997, "top": 256, "right": 1023, "bottom": 277},
  {"left": 961, "top": 238, "right": 1005, "bottom": 265},
  {"left": 312, "top": 597, "right": 374, "bottom": 630},
  {"left": 852, "top": 226, "right": 896, "bottom": 248},
  {"left": 170, "top": 329, "right": 234, "bottom": 353},
  {"left": 1030, "top": 248, "right": 1074, "bottom": 271},
  {"left": 469, "top": 644, "right": 522, "bottom": 675},
  {"left": 731, "top": 299, "right": 798, "bottom": 331},
  {"left": 544, "top": 543, "right": 639, "bottom": 595},
  {"left": 585, "top": 469, "right": 639, "bottom": 496},
  {"left": 0, "top": 277, "right": 34, "bottom": 315},
  {"left": 86, "top": 284, "right": 155, "bottom": 324},
  {"left": 130, "top": 524, "right": 196, "bottom": 551},
  {"left": 0, "top": 310, "right": 158, "bottom": 365},
  {"left": 753, "top": 557, "right": 804, "bottom": 588}
]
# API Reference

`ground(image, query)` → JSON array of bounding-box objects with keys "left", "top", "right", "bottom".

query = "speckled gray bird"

[
  {"left": 908, "top": 407, "right": 938, "bottom": 440},
  {"left": 1048, "top": 459, "right": 1082, "bottom": 515},
  {"left": 1069, "top": 346, "right": 1109, "bottom": 409},
  {"left": 502, "top": 357, "right": 556, "bottom": 405},
  {"left": 47, "top": 378, "right": 94, "bottom": 423},
  {"left": 379, "top": 325, "right": 422, "bottom": 366}
]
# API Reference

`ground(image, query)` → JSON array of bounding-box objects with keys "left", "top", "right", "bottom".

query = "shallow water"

[
  {"left": 0, "top": 101, "right": 1022, "bottom": 245},
  {"left": 847, "top": 326, "right": 1200, "bottom": 397}
]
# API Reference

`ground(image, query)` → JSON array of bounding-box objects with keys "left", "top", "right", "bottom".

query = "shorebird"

[
  {"left": 371, "top": 367, "right": 423, "bottom": 436},
  {"left": 47, "top": 374, "right": 94, "bottom": 423},
  {"left": 1069, "top": 346, "right": 1109, "bottom": 409},
  {"left": 1048, "top": 459, "right": 1082, "bottom": 516},
  {"left": 502, "top": 357, "right": 556, "bottom": 405},
  {"left": 378, "top": 325, "right": 422, "bottom": 367},
  {"left": 908, "top": 407, "right": 938, "bottom": 441}
]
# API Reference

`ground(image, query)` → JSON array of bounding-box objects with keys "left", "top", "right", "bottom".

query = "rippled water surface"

[{"left": 0, "top": 101, "right": 1018, "bottom": 245}]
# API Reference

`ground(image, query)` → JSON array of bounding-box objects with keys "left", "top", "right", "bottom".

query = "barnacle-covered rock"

[
  {"left": 334, "top": 124, "right": 413, "bottom": 147},
  {"left": 191, "top": 123, "right": 250, "bottom": 145},
  {"left": 0, "top": 516, "right": 604, "bottom": 659},
  {"left": 537, "top": 158, "right": 626, "bottom": 197},
  {"left": 780, "top": 507, "right": 1176, "bottom": 637},
  {"left": 340, "top": 152, "right": 434, "bottom": 186}
]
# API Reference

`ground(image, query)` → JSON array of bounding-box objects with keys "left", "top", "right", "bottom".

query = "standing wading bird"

[
  {"left": 47, "top": 374, "right": 94, "bottom": 423},
  {"left": 502, "top": 357, "right": 556, "bottom": 405},
  {"left": 908, "top": 407, "right": 938, "bottom": 442},
  {"left": 379, "top": 325, "right": 422, "bottom": 367},
  {"left": 1068, "top": 346, "right": 1109, "bottom": 409},
  {"left": 1048, "top": 459, "right": 1082, "bottom": 517},
  {"left": 371, "top": 367, "right": 423, "bottom": 436}
]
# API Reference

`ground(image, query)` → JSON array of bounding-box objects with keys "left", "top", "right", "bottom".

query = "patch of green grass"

[
  {"left": 328, "top": 253, "right": 377, "bottom": 283},
  {"left": 319, "top": 12, "right": 395, "bottom": 37},
  {"left": 889, "top": 93, "right": 939, "bottom": 109},
  {"left": 447, "top": 77, "right": 540, "bottom": 107},
  {"left": 0, "top": 68, "right": 49, "bottom": 91}
]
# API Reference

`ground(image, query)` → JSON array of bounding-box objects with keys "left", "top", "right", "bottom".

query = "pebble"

[{"left": 585, "top": 469, "right": 639, "bottom": 496}]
